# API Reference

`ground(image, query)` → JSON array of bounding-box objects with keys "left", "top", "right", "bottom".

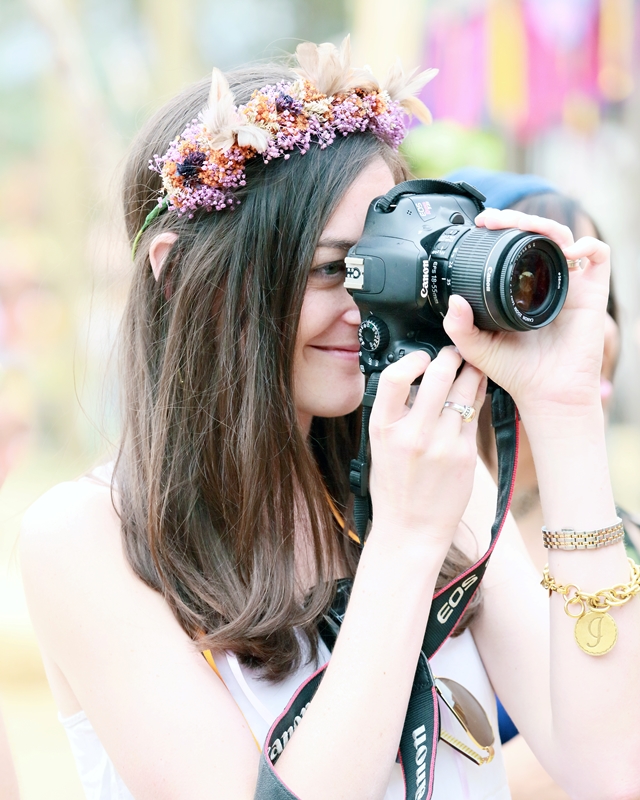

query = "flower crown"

[{"left": 132, "top": 37, "right": 436, "bottom": 255}]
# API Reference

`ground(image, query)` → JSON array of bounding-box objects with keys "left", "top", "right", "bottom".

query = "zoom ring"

[{"left": 449, "top": 229, "right": 508, "bottom": 331}]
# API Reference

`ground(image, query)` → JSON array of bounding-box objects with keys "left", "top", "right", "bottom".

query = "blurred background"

[{"left": 1, "top": 0, "right": 640, "bottom": 796}]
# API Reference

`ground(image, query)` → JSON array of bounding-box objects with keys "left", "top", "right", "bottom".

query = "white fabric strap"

[{"left": 225, "top": 651, "right": 273, "bottom": 724}]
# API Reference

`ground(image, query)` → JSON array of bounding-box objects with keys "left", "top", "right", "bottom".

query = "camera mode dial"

[{"left": 358, "top": 316, "right": 390, "bottom": 354}]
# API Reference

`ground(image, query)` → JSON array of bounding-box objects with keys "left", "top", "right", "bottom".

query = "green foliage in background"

[{"left": 401, "top": 121, "right": 506, "bottom": 178}]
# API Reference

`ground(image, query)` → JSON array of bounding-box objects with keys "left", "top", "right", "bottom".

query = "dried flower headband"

[{"left": 132, "top": 37, "right": 437, "bottom": 257}]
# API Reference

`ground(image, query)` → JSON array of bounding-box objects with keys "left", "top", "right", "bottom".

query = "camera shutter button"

[{"left": 358, "top": 317, "right": 390, "bottom": 354}]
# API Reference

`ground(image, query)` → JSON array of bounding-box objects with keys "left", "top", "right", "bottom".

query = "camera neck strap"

[
  {"left": 375, "top": 178, "right": 486, "bottom": 215},
  {"left": 256, "top": 384, "right": 518, "bottom": 800}
]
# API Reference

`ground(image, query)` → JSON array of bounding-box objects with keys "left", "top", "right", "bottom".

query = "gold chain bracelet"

[{"left": 541, "top": 558, "right": 640, "bottom": 656}]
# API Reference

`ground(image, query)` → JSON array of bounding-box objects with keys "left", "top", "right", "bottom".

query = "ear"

[{"left": 149, "top": 232, "right": 178, "bottom": 282}]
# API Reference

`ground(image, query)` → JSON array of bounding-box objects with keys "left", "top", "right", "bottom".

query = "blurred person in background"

[
  {"left": 17, "top": 40, "right": 640, "bottom": 800},
  {"left": 447, "top": 166, "right": 627, "bottom": 800}
]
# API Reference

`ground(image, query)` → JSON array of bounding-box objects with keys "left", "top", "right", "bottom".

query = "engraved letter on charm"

[{"left": 587, "top": 615, "right": 604, "bottom": 648}]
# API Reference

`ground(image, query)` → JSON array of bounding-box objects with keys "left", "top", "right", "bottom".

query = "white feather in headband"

[
  {"left": 382, "top": 58, "right": 438, "bottom": 125},
  {"left": 199, "top": 68, "right": 272, "bottom": 153},
  {"left": 294, "top": 36, "right": 379, "bottom": 96}
]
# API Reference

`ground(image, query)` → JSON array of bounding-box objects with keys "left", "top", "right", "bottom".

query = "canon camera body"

[{"left": 345, "top": 180, "right": 569, "bottom": 376}]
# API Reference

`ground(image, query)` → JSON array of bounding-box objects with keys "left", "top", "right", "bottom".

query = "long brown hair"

[{"left": 116, "top": 63, "right": 478, "bottom": 681}]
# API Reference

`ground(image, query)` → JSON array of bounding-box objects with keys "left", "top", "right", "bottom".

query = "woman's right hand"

[{"left": 368, "top": 347, "right": 486, "bottom": 549}]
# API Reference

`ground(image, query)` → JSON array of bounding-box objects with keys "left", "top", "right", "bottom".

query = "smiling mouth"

[
  {"left": 311, "top": 345, "right": 360, "bottom": 359},
  {"left": 315, "top": 345, "right": 359, "bottom": 351}
]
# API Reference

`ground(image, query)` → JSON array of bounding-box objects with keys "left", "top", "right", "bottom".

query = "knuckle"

[
  {"left": 379, "top": 362, "right": 410, "bottom": 388},
  {"left": 428, "top": 439, "right": 449, "bottom": 463},
  {"left": 558, "top": 223, "right": 573, "bottom": 241},
  {"left": 429, "top": 365, "right": 457, "bottom": 389},
  {"left": 378, "top": 364, "right": 400, "bottom": 385}
]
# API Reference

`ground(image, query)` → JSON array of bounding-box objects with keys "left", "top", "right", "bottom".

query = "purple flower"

[
  {"left": 176, "top": 151, "right": 207, "bottom": 179},
  {"left": 152, "top": 84, "right": 410, "bottom": 216},
  {"left": 275, "top": 92, "right": 303, "bottom": 115}
]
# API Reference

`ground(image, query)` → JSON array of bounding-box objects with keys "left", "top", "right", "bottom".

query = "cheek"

[
  {"left": 295, "top": 292, "right": 316, "bottom": 349},
  {"left": 296, "top": 288, "right": 334, "bottom": 348}
]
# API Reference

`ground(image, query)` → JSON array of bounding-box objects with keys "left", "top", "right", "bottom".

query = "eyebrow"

[{"left": 316, "top": 237, "right": 357, "bottom": 251}]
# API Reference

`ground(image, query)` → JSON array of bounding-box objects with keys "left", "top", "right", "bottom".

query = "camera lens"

[
  {"left": 434, "top": 227, "right": 568, "bottom": 332},
  {"left": 509, "top": 249, "right": 553, "bottom": 315}
]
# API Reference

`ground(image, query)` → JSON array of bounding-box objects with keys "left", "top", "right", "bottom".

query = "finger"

[
  {"left": 408, "top": 346, "right": 463, "bottom": 426},
  {"left": 474, "top": 374, "right": 489, "bottom": 411},
  {"left": 474, "top": 208, "right": 499, "bottom": 227},
  {"left": 561, "top": 236, "right": 611, "bottom": 313},
  {"left": 371, "top": 350, "right": 431, "bottom": 427},
  {"left": 438, "top": 363, "right": 484, "bottom": 434},
  {"left": 461, "top": 373, "right": 489, "bottom": 441},
  {"left": 475, "top": 209, "right": 574, "bottom": 250},
  {"left": 442, "top": 295, "right": 496, "bottom": 374},
  {"left": 563, "top": 236, "right": 610, "bottom": 270}
]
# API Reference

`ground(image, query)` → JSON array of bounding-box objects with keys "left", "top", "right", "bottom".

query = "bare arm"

[
  {"left": 446, "top": 210, "right": 640, "bottom": 799},
  {"left": 502, "top": 735, "right": 570, "bottom": 800}
]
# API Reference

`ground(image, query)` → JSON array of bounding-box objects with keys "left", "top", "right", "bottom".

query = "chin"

[{"left": 301, "top": 377, "right": 365, "bottom": 420}]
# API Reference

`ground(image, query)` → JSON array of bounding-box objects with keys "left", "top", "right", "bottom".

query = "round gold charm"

[{"left": 574, "top": 611, "right": 617, "bottom": 656}]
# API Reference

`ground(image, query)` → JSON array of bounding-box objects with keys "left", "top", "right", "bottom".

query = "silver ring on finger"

[
  {"left": 566, "top": 257, "right": 583, "bottom": 270},
  {"left": 442, "top": 401, "right": 476, "bottom": 423}
]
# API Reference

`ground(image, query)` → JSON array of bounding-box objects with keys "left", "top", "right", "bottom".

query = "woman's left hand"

[{"left": 443, "top": 209, "right": 611, "bottom": 420}]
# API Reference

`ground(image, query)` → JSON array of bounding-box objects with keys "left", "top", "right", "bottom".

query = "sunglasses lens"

[{"left": 436, "top": 677, "right": 494, "bottom": 748}]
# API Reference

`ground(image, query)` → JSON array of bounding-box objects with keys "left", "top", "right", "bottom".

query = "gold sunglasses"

[{"left": 435, "top": 677, "right": 495, "bottom": 766}]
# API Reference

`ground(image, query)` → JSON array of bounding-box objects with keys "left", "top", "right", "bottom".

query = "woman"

[{"left": 19, "top": 40, "right": 640, "bottom": 800}]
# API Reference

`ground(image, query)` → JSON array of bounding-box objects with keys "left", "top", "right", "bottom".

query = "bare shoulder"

[
  {"left": 20, "top": 477, "right": 120, "bottom": 570},
  {"left": 20, "top": 477, "right": 139, "bottom": 633},
  {"left": 19, "top": 480, "right": 260, "bottom": 798},
  {"left": 19, "top": 475, "right": 199, "bottom": 671}
]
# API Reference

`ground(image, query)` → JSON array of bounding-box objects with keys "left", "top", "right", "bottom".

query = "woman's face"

[{"left": 293, "top": 157, "right": 396, "bottom": 433}]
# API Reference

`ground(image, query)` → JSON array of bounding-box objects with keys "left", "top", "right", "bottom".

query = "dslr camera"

[{"left": 345, "top": 179, "right": 569, "bottom": 375}]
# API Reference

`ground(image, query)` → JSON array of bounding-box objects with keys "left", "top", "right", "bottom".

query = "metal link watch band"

[{"left": 542, "top": 518, "right": 624, "bottom": 550}]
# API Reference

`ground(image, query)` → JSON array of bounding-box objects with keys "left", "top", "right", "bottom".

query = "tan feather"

[
  {"left": 401, "top": 96, "right": 433, "bottom": 125},
  {"left": 199, "top": 67, "right": 239, "bottom": 146},
  {"left": 295, "top": 42, "right": 323, "bottom": 88},
  {"left": 205, "top": 131, "right": 235, "bottom": 151},
  {"left": 383, "top": 60, "right": 438, "bottom": 104},
  {"left": 236, "top": 123, "right": 271, "bottom": 153},
  {"left": 294, "top": 36, "right": 379, "bottom": 96}
]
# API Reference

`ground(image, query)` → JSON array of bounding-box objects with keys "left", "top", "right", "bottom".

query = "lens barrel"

[{"left": 432, "top": 226, "right": 568, "bottom": 331}]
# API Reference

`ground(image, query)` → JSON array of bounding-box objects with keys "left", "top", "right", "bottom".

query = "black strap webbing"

[
  {"left": 375, "top": 179, "right": 486, "bottom": 215},
  {"left": 350, "top": 371, "right": 380, "bottom": 542}
]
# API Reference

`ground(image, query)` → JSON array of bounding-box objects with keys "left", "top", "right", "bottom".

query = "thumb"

[{"left": 443, "top": 295, "right": 493, "bottom": 369}]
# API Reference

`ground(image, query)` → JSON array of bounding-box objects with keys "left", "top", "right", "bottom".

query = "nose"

[{"left": 342, "top": 291, "right": 361, "bottom": 326}]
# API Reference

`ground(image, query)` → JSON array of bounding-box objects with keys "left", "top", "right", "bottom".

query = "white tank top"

[{"left": 60, "top": 629, "right": 510, "bottom": 799}]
